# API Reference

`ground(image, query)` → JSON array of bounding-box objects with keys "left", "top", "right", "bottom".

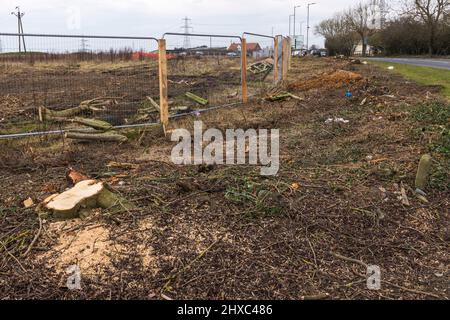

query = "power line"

[
  {"left": 11, "top": 6, "right": 26, "bottom": 53},
  {"left": 181, "top": 17, "right": 193, "bottom": 49}
]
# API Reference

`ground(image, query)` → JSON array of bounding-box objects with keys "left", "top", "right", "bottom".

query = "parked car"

[{"left": 227, "top": 52, "right": 239, "bottom": 58}]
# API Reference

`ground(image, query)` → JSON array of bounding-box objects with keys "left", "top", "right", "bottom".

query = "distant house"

[
  {"left": 353, "top": 41, "right": 374, "bottom": 56},
  {"left": 228, "top": 42, "right": 263, "bottom": 58}
]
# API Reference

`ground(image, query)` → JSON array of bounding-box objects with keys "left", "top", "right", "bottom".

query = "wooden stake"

[
  {"left": 288, "top": 37, "right": 292, "bottom": 70},
  {"left": 282, "top": 38, "right": 288, "bottom": 81},
  {"left": 158, "top": 39, "right": 169, "bottom": 131},
  {"left": 241, "top": 38, "right": 248, "bottom": 103},
  {"left": 274, "top": 37, "right": 279, "bottom": 84}
]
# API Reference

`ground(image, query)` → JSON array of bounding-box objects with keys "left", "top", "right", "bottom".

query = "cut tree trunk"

[
  {"left": 39, "top": 180, "right": 133, "bottom": 219},
  {"left": 65, "top": 132, "right": 128, "bottom": 143},
  {"left": 185, "top": 92, "right": 209, "bottom": 106},
  {"left": 39, "top": 105, "right": 90, "bottom": 122},
  {"left": 72, "top": 117, "right": 113, "bottom": 131}
]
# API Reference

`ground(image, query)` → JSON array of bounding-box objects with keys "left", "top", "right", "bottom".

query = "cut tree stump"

[{"left": 39, "top": 180, "right": 133, "bottom": 219}]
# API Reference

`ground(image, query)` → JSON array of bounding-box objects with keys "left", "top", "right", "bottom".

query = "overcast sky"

[{"left": 1, "top": 0, "right": 370, "bottom": 48}]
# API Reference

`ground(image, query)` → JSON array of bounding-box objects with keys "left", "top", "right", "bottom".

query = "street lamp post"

[
  {"left": 289, "top": 14, "right": 294, "bottom": 38},
  {"left": 293, "top": 5, "right": 301, "bottom": 51},
  {"left": 306, "top": 3, "right": 316, "bottom": 53}
]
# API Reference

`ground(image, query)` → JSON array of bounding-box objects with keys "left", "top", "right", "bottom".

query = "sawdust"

[
  {"left": 288, "top": 69, "right": 365, "bottom": 91},
  {"left": 136, "top": 219, "right": 159, "bottom": 272},
  {"left": 39, "top": 220, "right": 124, "bottom": 275}
]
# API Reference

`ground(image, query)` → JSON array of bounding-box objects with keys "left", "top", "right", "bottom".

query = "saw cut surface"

[{"left": 45, "top": 180, "right": 104, "bottom": 212}]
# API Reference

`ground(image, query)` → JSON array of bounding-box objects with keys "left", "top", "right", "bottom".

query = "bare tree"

[
  {"left": 405, "top": 0, "right": 449, "bottom": 55},
  {"left": 316, "top": 14, "right": 358, "bottom": 56},
  {"left": 346, "top": 1, "right": 381, "bottom": 56}
]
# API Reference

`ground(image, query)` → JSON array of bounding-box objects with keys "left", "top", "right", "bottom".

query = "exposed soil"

[{"left": 0, "top": 57, "right": 448, "bottom": 300}]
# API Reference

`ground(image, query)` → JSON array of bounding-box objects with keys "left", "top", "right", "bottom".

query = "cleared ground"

[{"left": 0, "top": 57, "right": 449, "bottom": 300}]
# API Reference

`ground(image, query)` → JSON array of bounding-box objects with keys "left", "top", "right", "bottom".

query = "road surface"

[{"left": 366, "top": 57, "right": 450, "bottom": 71}]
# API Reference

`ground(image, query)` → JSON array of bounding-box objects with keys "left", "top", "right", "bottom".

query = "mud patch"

[{"left": 288, "top": 69, "right": 365, "bottom": 91}]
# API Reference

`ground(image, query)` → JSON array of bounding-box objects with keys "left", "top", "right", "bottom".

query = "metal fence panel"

[
  {"left": 243, "top": 33, "right": 277, "bottom": 97},
  {"left": 163, "top": 33, "right": 244, "bottom": 118},
  {"left": 0, "top": 33, "right": 159, "bottom": 138}
]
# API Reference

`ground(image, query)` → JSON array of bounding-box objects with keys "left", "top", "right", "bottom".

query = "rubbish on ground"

[
  {"left": 65, "top": 132, "right": 128, "bottom": 143},
  {"left": 37, "top": 180, "right": 133, "bottom": 220},
  {"left": 345, "top": 90, "right": 353, "bottom": 97},
  {"left": 415, "top": 154, "right": 432, "bottom": 190},
  {"left": 247, "top": 59, "right": 274, "bottom": 75},
  {"left": 185, "top": 92, "right": 209, "bottom": 106},
  {"left": 362, "top": 61, "right": 368, "bottom": 65},
  {"left": 360, "top": 97, "right": 368, "bottom": 106},
  {"left": 388, "top": 66, "right": 395, "bottom": 70},
  {"left": 23, "top": 197, "right": 34, "bottom": 208},
  {"left": 325, "top": 117, "right": 350, "bottom": 124},
  {"left": 415, "top": 188, "right": 427, "bottom": 197},
  {"left": 288, "top": 70, "right": 364, "bottom": 92}
]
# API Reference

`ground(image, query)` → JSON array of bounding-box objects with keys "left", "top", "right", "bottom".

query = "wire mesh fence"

[
  {"left": 243, "top": 33, "right": 277, "bottom": 97},
  {"left": 0, "top": 33, "right": 159, "bottom": 137},
  {"left": 0, "top": 32, "right": 291, "bottom": 139},
  {"left": 163, "top": 33, "right": 244, "bottom": 118}
]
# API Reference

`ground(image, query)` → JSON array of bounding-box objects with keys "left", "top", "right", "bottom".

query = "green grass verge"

[{"left": 369, "top": 61, "right": 450, "bottom": 99}]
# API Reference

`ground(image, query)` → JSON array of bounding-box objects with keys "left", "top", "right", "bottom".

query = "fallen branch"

[
  {"left": 39, "top": 105, "right": 90, "bottom": 121},
  {"left": 146, "top": 96, "right": 161, "bottom": 113},
  {"left": 331, "top": 252, "right": 368, "bottom": 268},
  {"left": 22, "top": 215, "right": 42, "bottom": 257},
  {"left": 65, "top": 132, "right": 128, "bottom": 143},
  {"left": 300, "top": 293, "right": 330, "bottom": 300},
  {"left": 185, "top": 92, "right": 208, "bottom": 106},
  {"left": 71, "top": 117, "right": 113, "bottom": 131}
]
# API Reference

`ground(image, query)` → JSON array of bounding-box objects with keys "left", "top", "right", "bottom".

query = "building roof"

[{"left": 228, "top": 43, "right": 262, "bottom": 52}]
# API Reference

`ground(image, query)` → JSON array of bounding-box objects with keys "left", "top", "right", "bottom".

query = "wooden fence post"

[
  {"left": 274, "top": 37, "right": 279, "bottom": 84},
  {"left": 158, "top": 39, "right": 169, "bottom": 131},
  {"left": 241, "top": 38, "right": 248, "bottom": 103},
  {"left": 282, "top": 38, "right": 288, "bottom": 81},
  {"left": 288, "top": 37, "right": 292, "bottom": 70}
]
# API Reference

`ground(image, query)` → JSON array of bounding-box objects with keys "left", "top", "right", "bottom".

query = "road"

[{"left": 366, "top": 57, "right": 450, "bottom": 70}]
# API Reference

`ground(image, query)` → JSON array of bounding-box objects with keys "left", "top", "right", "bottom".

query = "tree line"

[{"left": 316, "top": 0, "right": 449, "bottom": 56}]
